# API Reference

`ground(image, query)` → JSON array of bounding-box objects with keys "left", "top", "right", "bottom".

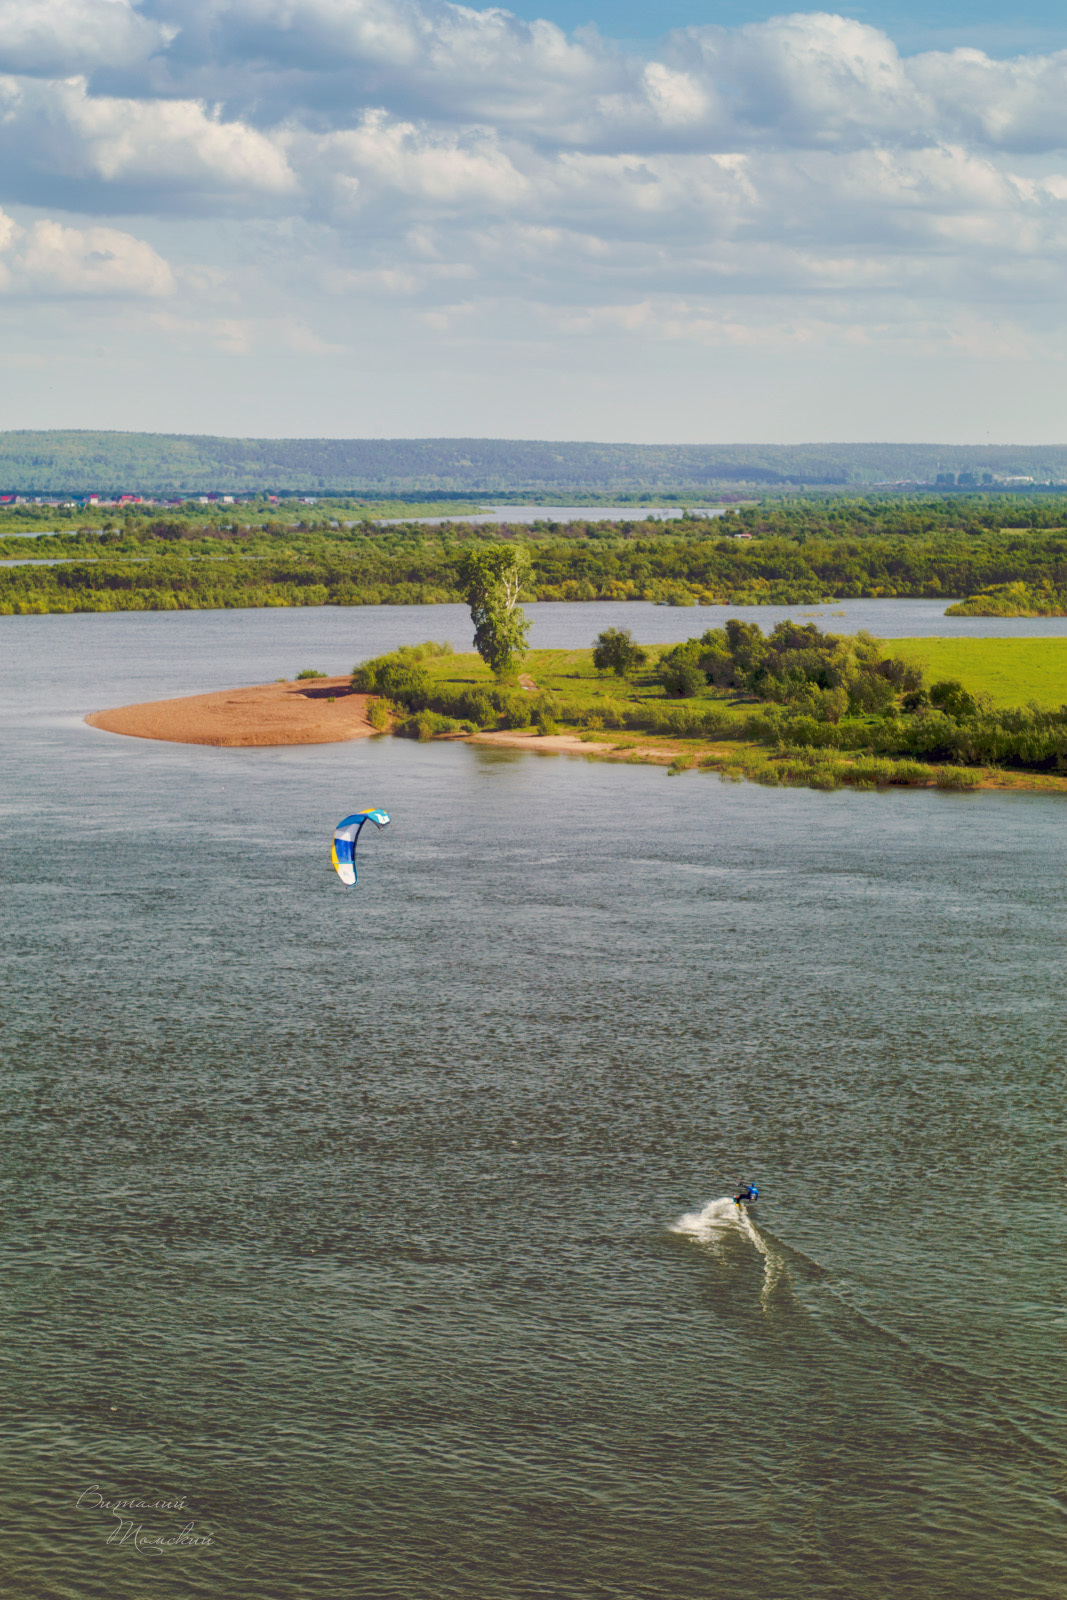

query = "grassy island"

[
  {"left": 352, "top": 629, "right": 1067, "bottom": 792},
  {"left": 945, "top": 582, "right": 1067, "bottom": 617}
]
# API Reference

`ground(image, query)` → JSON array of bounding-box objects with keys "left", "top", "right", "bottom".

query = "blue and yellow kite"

[{"left": 331, "top": 809, "right": 390, "bottom": 885}]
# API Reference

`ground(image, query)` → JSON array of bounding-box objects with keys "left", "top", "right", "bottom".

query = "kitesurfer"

[{"left": 733, "top": 1182, "right": 758, "bottom": 1206}]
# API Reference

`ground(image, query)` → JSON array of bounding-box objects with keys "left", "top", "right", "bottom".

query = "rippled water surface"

[{"left": 2, "top": 606, "right": 1065, "bottom": 1599}]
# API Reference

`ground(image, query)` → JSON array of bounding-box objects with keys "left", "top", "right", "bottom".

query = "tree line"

[
  {"left": 5, "top": 496, "right": 1067, "bottom": 614},
  {"left": 6, "top": 433, "right": 1067, "bottom": 492}
]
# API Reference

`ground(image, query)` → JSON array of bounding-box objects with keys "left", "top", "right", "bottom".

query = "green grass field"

[
  {"left": 420, "top": 644, "right": 754, "bottom": 722},
  {"left": 890, "top": 637, "right": 1067, "bottom": 708},
  {"left": 423, "top": 645, "right": 641, "bottom": 705},
  {"left": 423, "top": 638, "right": 1067, "bottom": 717}
]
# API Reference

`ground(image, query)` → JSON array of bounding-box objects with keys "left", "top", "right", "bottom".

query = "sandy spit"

[
  {"left": 469, "top": 730, "right": 615, "bottom": 754},
  {"left": 86, "top": 677, "right": 379, "bottom": 747}
]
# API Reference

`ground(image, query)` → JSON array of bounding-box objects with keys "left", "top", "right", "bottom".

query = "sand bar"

[
  {"left": 86, "top": 676, "right": 379, "bottom": 747},
  {"left": 469, "top": 730, "right": 614, "bottom": 754}
]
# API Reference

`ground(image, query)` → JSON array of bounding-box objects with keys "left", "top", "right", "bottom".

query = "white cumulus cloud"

[
  {"left": 2, "top": 0, "right": 1067, "bottom": 400},
  {"left": 0, "top": 0, "right": 168, "bottom": 78},
  {"left": 313, "top": 110, "right": 529, "bottom": 216},
  {"left": 0, "top": 212, "right": 176, "bottom": 294},
  {"left": 0, "top": 73, "right": 295, "bottom": 208}
]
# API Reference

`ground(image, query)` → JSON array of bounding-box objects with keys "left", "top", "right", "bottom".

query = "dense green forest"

[
  {"left": 3, "top": 495, "right": 1067, "bottom": 614},
  {"left": 4, "top": 430, "right": 1067, "bottom": 493},
  {"left": 0, "top": 495, "right": 487, "bottom": 529}
]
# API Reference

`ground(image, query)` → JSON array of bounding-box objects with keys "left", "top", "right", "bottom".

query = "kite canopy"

[{"left": 331, "top": 808, "right": 390, "bottom": 885}]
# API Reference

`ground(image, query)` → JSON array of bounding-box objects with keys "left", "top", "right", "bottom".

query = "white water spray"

[{"left": 671, "top": 1196, "right": 786, "bottom": 1311}]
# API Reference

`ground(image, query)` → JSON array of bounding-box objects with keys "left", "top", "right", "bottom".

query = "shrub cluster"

[
  {"left": 352, "top": 645, "right": 533, "bottom": 731},
  {"left": 946, "top": 582, "right": 1067, "bottom": 617},
  {"left": 657, "top": 618, "right": 923, "bottom": 719},
  {"left": 592, "top": 627, "right": 647, "bottom": 676},
  {"left": 699, "top": 745, "right": 982, "bottom": 790},
  {"left": 393, "top": 711, "right": 473, "bottom": 741},
  {"left": 868, "top": 704, "right": 1067, "bottom": 770}
]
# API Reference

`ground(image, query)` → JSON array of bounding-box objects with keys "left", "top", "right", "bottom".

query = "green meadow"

[
  {"left": 889, "top": 637, "right": 1067, "bottom": 708},
  {"left": 428, "top": 638, "right": 1067, "bottom": 715},
  {"left": 417, "top": 637, "right": 1067, "bottom": 719},
  {"left": 424, "top": 645, "right": 659, "bottom": 703},
  {"left": 418, "top": 644, "right": 755, "bottom": 721}
]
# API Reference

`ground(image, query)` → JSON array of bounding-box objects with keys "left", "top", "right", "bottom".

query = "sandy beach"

[
  {"left": 469, "top": 730, "right": 615, "bottom": 754},
  {"left": 86, "top": 678, "right": 623, "bottom": 754},
  {"left": 86, "top": 676, "right": 379, "bottom": 747}
]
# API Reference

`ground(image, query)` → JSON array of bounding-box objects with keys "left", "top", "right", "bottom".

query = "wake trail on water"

[
  {"left": 670, "top": 1196, "right": 787, "bottom": 1311},
  {"left": 671, "top": 1199, "right": 1067, "bottom": 1473}
]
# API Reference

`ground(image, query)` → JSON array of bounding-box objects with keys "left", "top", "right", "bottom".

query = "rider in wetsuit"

[{"left": 733, "top": 1182, "right": 758, "bottom": 1205}]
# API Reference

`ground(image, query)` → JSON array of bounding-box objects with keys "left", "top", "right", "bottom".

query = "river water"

[
  {"left": 378, "top": 505, "right": 728, "bottom": 526},
  {"left": 2, "top": 602, "right": 1065, "bottom": 1599}
]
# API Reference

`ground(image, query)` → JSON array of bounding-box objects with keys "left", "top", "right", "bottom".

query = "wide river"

[{"left": 2, "top": 601, "right": 1065, "bottom": 1599}]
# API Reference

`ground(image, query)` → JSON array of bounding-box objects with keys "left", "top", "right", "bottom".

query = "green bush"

[
  {"left": 459, "top": 690, "right": 497, "bottom": 726},
  {"left": 531, "top": 690, "right": 563, "bottom": 723},
  {"left": 658, "top": 652, "right": 706, "bottom": 699},
  {"left": 496, "top": 692, "right": 533, "bottom": 729},
  {"left": 352, "top": 647, "right": 430, "bottom": 703},
  {"left": 935, "top": 766, "right": 982, "bottom": 789},
  {"left": 596, "top": 698, "right": 628, "bottom": 728},
  {"left": 395, "top": 710, "right": 466, "bottom": 741},
  {"left": 886, "top": 760, "right": 931, "bottom": 785},
  {"left": 842, "top": 758, "right": 896, "bottom": 786},
  {"left": 929, "top": 679, "right": 979, "bottom": 718},
  {"left": 592, "top": 626, "right": 647, "bottom": 676}
]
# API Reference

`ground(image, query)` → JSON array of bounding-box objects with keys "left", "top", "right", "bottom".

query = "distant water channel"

[
  {"left": 2, "top": 601, "right": 1065, "bottom": 1600},
  {"left": 379, "top": 504, "right": 728, "bottom": 525},
  {"left": 7, "top": 597, "right": 1067, "bottom": 702}
]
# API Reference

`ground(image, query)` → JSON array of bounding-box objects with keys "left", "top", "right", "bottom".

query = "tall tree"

[
  {"left": 592, "top": 626, "right": 646, "bottom": 676},
  {"left": 458, "top": 544, "right": 531, "bottom": 677}
]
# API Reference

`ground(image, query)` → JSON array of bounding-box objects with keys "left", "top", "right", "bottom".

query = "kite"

[{"left": 331, "top": 809, "right": 390, "bottom": 885}]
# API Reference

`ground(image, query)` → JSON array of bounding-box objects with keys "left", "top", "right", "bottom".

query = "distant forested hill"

[{"left": 4, "top": 431, "right": 1067, "bottom": 494}]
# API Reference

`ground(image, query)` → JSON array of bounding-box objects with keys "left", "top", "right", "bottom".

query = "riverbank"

[
  {"left": 86, "top": 676, "right": 377, "bottom": 746},
  {"left": 85, "top": 622, "right": 1067, "bottom": 791},
  {"left": 84, "top": 676, "right": 1067, "bottom": 791}
]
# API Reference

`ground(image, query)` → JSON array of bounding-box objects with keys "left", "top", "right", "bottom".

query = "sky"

[{"left": 3, "top": 0, "right": 1067, "bottom": 443}]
